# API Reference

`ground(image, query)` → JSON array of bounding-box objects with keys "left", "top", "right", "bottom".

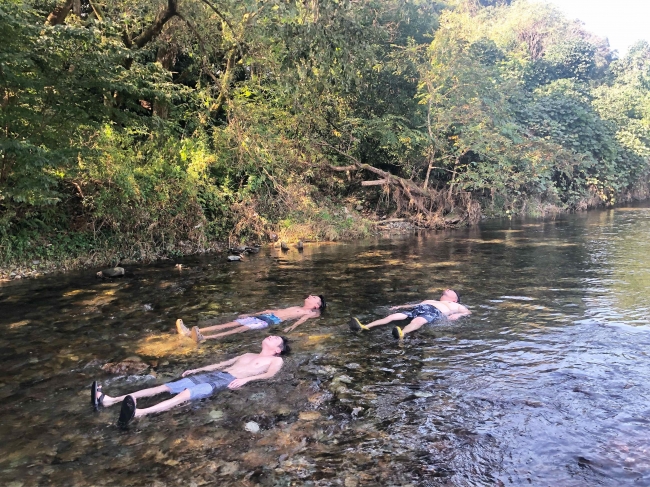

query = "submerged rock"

[
  {"left": 209, "top": 410, "right": 224, "bottom": 420},
  {"left": 102, "top": 356, "right": 149, "bottom": 375},
  {"left": 298, "top": 411, "right": 321, "bottom": 421},
  {"left": 96, "top": 267, "right": 125, "bottom": 278}
]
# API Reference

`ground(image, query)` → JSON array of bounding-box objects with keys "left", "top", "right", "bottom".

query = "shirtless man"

[
  {"left": 176, "top": 294, "right": 326, "bottom": 342},
  {"left": 90, "top": 336, "right": 289, "bottom": 428},
  {"left": 349, "top": 289, "right": 470, "bottom": 339}
]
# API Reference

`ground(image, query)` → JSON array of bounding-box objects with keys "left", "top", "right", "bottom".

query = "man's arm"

[
  {"left": 283, "top": 312, "right": 317, "bottom": 332},
  {"left": 446, "top": 305, "right": 471, "bottom": 321},
  {"left": 227, "top": 357, "right": 284, "bottom": 389},
  {"left": 181, "top": 355, "right": 242, "bottom": 377}
]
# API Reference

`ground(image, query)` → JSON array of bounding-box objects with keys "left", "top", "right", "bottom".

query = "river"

[{"left": 1, "top": 204, "right": 650, "bottom": 486}]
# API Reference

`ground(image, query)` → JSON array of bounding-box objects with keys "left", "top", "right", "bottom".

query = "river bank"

[
  {"left": 1, "top": 195, "right": 644, "bottom": 283},
  {"left": 0, "top": 214, "right": 419, "bottom": 282}
]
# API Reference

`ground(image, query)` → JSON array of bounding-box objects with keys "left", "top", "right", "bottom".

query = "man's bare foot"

[
  {"left": 176, "top": 319, "right": 191, "bottom": 337},
  {"left": 191, "top": 326, "right": 205, "bottom": 343},
  {"left": 91, "top": 381, "right": 105, "bottom": 410}
]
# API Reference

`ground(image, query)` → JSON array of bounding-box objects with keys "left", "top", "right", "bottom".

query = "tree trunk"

[
  {"left": 45, "top": 0, "right": 74, "bottom": 25},
  {"left": 153, "top": 45, "right": 176, "bottom": 119}
]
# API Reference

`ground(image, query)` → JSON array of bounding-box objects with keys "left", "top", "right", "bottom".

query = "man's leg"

[
  {"left": 134, "top": 389, "right": 192, "bottom": 418},
  {"left": 364, "top": 313, "right": 409, "bottom": 329},
  {"left": 98, "top": 384, "right": 172, "bottom": 407},
  {"left": 199, "top": 321, "right": 242, "bottom": 333},
  {"left": 401, "top": 317, "right": 428, "bottom": 335},
  {"left": 202, "top": 325, "right": 252, "bottom": 340}
]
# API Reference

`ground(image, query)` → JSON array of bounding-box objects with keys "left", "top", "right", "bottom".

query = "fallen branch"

[
  {"left": 328, "top": 164, "right": 357, "bottom": 172},
  {"left": 361, "top": 179, "right": 389, "bottom": 186},
  {"left": 375, "top": 218, "right": 406, "bottom": 224}
]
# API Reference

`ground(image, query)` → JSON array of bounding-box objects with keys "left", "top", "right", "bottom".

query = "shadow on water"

[{"left": 1, "top": 204, "right": 650, "bottom": 486}]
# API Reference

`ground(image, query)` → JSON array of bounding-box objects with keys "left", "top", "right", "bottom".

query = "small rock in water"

[
  {"left": 220, "top": 462, "right": 239, "bottom": 475},
  {"left": 351, "top": 407, "right": 364, "bottom": 418},
  {"left": 244, "top": 421, "right": 260, "bottom": 433},
  {"left": 345, "top": 363, "right": 361, "bottom": 370},
  {"left": 32, "top": 260, "right": 41, "bottom": 265},
  {"left": 249, "top": 392, "right": 266, "bottom": 401},
  {"left": 209, "top": 410, "right": 224, "bottom": 420},
  {"left": 333, "top": 374, "right": 353, "bottom": 384},
  {"left": 344, "top": 477, "right": 359, "bottom": 487},
  {"left": 280, "top": 242, "right": 289, "bottom": 251},
  {"left": 414, "top": 391, "right": 434, "bottom": 398},
  {"left": 143, "top": 304, "right": 154, "bottom": 311},
  {"left": 227, "top": 255, "right": 242, "bottom": 262},
  {"left": 298, "top": 411, "right": 321, "bottom": 421},
  {"left": 297, "top": 240, "right": 304, "bottom": 250},
  {"left": 97, "top": 267, "right": 125, "bottom": 278}
]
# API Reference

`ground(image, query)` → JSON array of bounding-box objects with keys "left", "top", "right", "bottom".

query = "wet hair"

[
  {"left": 318, "top": 295, "right": 327, "bottom": 311},
  {"left": 278, "top": 336, "right": 291, "bottom": 355}
]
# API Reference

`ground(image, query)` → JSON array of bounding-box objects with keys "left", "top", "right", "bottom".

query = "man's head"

[
  {"left": 304, "top": 294, "right": 326, "bottom": 311},
  {"left": 262, "top": 335, "right": 291, "bottom": 356},
  {"left": 440, "top": 288, "right": 460, "bottom": 303}
]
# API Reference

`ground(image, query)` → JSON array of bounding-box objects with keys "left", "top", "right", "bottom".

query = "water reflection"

[{"left": 1, "top": 204, "right": 650, "bottom": 486}]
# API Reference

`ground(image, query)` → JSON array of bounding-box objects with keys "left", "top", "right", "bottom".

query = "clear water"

[{"left": 1, "top": 205, "right": 650, "bottom": 486}]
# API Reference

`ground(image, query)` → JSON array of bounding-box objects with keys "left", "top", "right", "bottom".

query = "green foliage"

[{"left": 1, "top": 0, "right": 650, "bottom": 270}]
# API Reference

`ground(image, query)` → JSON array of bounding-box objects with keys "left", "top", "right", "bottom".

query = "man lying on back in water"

[
  {"left": 349, "top": 289, "right": 470, "bottom": 339},
  {"left": 91, "top": 336, "right": 289, "bottom": 428},
  {"left": 176, "top": 294, "right": 326, "bottom": 342}
]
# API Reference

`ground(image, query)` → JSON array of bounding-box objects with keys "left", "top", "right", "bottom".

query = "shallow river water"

[{"left": 2, "top": 205, "right": 650, "bottom": 486}]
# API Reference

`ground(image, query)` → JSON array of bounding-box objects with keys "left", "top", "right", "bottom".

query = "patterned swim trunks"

[
  {"left": 403, "top": 304, "right": 444, "bottom": 324},
  {"left": 235, "top": 313, "right": 283, "bottom": 330},
  {"left": 166, "top": 371, "right": 236, "bottom": 400}
]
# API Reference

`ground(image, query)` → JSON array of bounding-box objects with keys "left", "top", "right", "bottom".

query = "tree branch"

[{"left": 131, "top": 0, "right": 178, "bottom": 49}]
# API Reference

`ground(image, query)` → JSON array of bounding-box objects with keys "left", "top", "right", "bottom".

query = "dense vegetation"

[{"left": 1, "top": 0, "right": 649, "bottom": 269}]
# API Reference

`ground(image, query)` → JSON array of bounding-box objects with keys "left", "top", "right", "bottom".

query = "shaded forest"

[{"left": 1, "top": 0, "right": 649, "bottom": 268}]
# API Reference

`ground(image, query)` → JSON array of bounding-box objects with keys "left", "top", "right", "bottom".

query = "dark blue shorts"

[
  {"left": 403, "top": 304, "right": 444, "bottom": 324},
  {"left": 166, "top": 371, "right": 235, "bottom": 400}
]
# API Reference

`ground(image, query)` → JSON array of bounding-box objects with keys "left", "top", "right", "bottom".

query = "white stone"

[{"left": 244, "top": 421, "right": 260, "bottom": 433}]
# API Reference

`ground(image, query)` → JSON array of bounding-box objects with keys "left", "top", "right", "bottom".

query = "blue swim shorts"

[
  {"left": 166, "top": 371, "right": 235, "bottom": 400},
  {"left": 236, "top": 313, "right": 283, "bottom": 330},
  {"left": 403, "top": 304, "right": 444, "bottom": 324}
]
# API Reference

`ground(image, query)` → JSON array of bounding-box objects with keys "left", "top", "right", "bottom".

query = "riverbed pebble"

[
  {"left": 209, "top": 410, "right": 224, "bottom": 420},
  {"left": 244, "top": 421, "right": 260, "bottom": 433}
]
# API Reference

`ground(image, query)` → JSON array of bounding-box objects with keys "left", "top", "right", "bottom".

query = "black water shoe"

[{"left": 117, "top": 395, "right": 137, "bottom": 429}]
